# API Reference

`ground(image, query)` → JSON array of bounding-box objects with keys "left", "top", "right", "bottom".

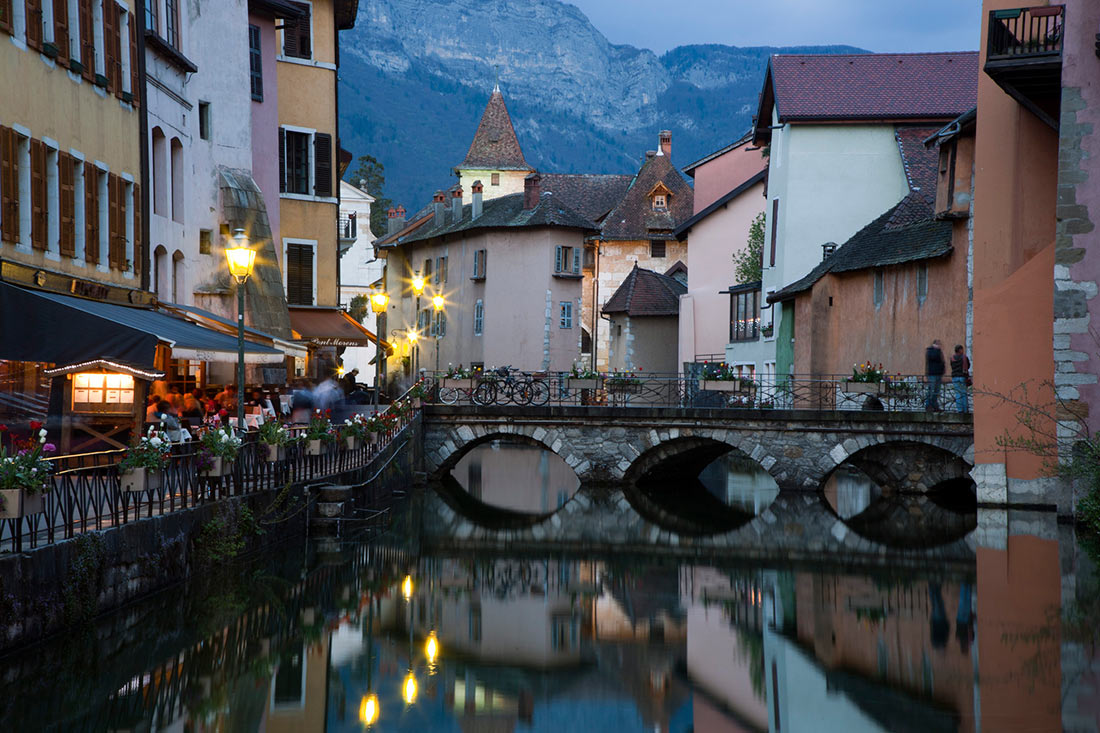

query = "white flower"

[
  {"left": 221, "top": 433, "right": 230, "bottom": 442},
  {"left": 39, "top": 429, "right": 47, "bottom": 438},
  {"left": 150, "top": 437, "right": 163, "bottom": 448}
]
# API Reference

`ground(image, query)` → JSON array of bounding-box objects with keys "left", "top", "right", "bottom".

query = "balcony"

[
  {"left": 984, "top": 5, "right": 1064, "bottom": 128},
  {"left": 337, "top": 213, "right": 358, "bottom": 256}
]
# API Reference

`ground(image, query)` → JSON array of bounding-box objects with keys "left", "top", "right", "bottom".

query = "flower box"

[
  {"left": 443, "top": 378, "right": 473, "bottom": 390},
  {"left": 200, "top": 457, "right": 231, "bottom": 477},
  {"left": 699, "top": 379, "right": 753, "bottom": 393},
  {"left": 566, "top": 378, "right": 601, "bottom": 390},
  {"left": 843, "top": 381, "right": 883, "bottom": 395},
  {"left": 367, "top": 431, "right": 379, "bottom": 444},
  {"left": 121, "top": 468, "right": 162, "bottom": 493},
  {"left": 411, "top": 397, "right": 422, "bottom": 408},
  {"left": 263, "top": 444, "right": 285, "bottom": 462},
  {"left": 607, "top": 381, "right": 641, "bottom": 394},
  {"left": 345, "top": 436, "right": 361, "bottom": 451},
  {"left": 306, "top": 439, "right": 324, "bottom": 456},
  {"left": 0, "top": 488, "right": 45, "bottom": 519}
]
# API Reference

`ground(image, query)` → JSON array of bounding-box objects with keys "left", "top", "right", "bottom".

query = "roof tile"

[{"left": 602, "top": 265, "right": 687, "bottom": 317}]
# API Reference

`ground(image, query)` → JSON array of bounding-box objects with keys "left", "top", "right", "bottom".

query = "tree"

[
  {"left": 348, "top": 294, "right": 370, "bottom": 324},
  {"left": 349, "top": 154, "right": 394, "bottom": 236},
  {"left": 732, "top": 211, "right": 766, "bottom": 284}
]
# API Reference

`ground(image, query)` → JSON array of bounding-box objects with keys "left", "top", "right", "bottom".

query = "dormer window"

[{"left": 652, "top": 194, "right": 667, "bottom": 210}]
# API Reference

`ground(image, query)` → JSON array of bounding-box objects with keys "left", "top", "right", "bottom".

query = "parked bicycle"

[{"left": 472, "top": 366, "right": 550, "bottom": 406}]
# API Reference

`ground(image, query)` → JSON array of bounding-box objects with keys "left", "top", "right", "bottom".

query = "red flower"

[
  {"left": 0, "top": 425, "right": 7, "bottom": 432},
  {"left": 29, "top": 420, "right": 42, "bottom": 431}
]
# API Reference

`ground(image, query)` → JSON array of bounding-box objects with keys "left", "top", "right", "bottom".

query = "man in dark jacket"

[{"left": 925, "top": 339, "right": 946, "bottom": 411}]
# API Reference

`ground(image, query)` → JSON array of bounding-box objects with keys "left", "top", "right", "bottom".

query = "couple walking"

[{"left": 925, "top": 339, "right": 970, "bottom": 412}]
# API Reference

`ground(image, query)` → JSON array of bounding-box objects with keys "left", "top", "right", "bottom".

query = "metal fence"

[{"left": 425, "top": 371, "right": 973, "bottom": 413}]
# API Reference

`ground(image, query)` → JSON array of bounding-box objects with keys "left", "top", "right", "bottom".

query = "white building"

[{"left": 338, "top": 180, "right": 382, "bottom": 383}]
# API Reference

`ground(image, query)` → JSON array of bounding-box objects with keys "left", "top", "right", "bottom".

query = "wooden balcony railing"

[{"left": 987, "top": 5, "right": 1064, "bottom": 60}]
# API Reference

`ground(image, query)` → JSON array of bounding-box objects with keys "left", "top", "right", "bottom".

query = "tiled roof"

[
  {"left": 458, "top": 88, "right": 533, "bottom": 172},
  {"left": 602, "top": 265, "right": 687, "bottom": 317},
  {"left": 390, "top": 191, "right": 596, "bottom": 247},
  {"left": 539, "top": 173, "right": 633, "bottom": 223},
  {"left": 674, "top": 169, "right": 767, "bottom": 240},
  {"left": 599, "top": 154, "right": 694, "bottom": 240},
  {"left": 769, "top": 125, "right": 952, "bottom": 302},
  {"left": 756, "top": 52, "right": 978, "bottom": 140}
]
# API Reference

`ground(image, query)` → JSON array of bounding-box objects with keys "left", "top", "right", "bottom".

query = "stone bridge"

[{"left": 422, "top": 405, "right": 974, "bottom": 492}]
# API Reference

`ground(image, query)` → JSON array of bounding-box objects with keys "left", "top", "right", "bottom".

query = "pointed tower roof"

[{"left": 458, "top": 88, "right": 533, "bottom": 172}]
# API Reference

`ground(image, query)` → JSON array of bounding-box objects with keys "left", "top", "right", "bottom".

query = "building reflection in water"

[
  {"left": 452, "top": 439, "right": 581, "bottom": 513},
  {"left": 698, "top": 452, "right": 781, "bottom": 515}
]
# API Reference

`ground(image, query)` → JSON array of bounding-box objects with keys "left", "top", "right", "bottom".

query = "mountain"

[{"left": 338, "top": 0, "right": 865, "bottom": 208}]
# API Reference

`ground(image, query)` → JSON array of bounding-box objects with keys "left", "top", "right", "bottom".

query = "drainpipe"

[
  {"left": 136, "top": 0, "right": 151, "bottom": 293},
  {"left": 333, "top": 8, "right": 341, "bottom": 305}
]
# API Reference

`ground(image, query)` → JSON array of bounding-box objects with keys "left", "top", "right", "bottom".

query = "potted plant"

[
  {"left": 407, "top": 381, "right": 426, "bottom": 408},
  {"left": 566, "top": 363, "right": 600, "bottom": 390},
  {"left": 606, "top": 368, "right": 642, "bottom": 394},
  {"left": 304, "top": 410, "right": 334, "bottom": 456},
  {"left": 258, "top": 418, "right": 290, "bottom": 462},
  {"left": 0, "top": 420, "right": 55, "bottom": 519},
  {"left": 698, "top": 362, "right": 754, "bottom": 394},
  {"left": 844, "top": 362, "right": 887, "bottom": 394},
  {"left": 118, "top": 426, "right": 170, "bottom": 492},
  {"left": 340, "top": 414, "right": 369, "bottom": 450},
  {"left": 197, "top": 426, "right": 241, "bottom": 477},
  {"left": 443, "top": 364, "right": 473, "bottom": 390},
  {"left": 761, "top": 324, "right": 775, "bottom": 338}
]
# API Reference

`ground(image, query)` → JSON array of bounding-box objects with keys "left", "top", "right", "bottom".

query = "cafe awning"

[
  {"left": 162, "top": 302, "right": 309, "bottom": 359},
  {"left": 0, "top": 282, "right": 285, "bottom": 368},
  {"left": 288, "top": 306, "right": 390, "bottom": 349}
]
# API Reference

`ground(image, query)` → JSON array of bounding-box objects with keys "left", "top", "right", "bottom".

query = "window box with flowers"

[
  {"left": 566, "top": 363, "right": 601, "bottom": 391},
  {"left": 761, "top": 324, "right": 775, "bottom": 339},
  {"left": 0, "top": 421, "right": 55, "bottom": 519},
  {"left": 258, "top": 419, "right": 292, "bottom": 462},
  {"left": 407, "top": 382, "right": 427, "bottom": 409},
  {"left": 197, "top": 426, "right": 241, "bottom": 477},
  {"left": 844, "top": 362, "right": 887, "bottom": 394},
  {"left": 606, "top": 369, "right": 642, "bottom": 394},
  {"left": 443, "top": 365, "right": 474, "bottom": 390},
  {"left": 698, "top": 363, "right": 755, "bottom": 395},
  {"left": 118, "top": 427, "right": 171, "bottom": 492},
  {"left": 340, "top": 414, "right": 372, "bottom": 451},
  {"left": 304, "top": 410, "right": 336, "bottom": 455}
]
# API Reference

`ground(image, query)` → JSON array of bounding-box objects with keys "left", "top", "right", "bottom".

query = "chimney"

[
  {"left": 523, "top": 173, "right": 541, "bottom": 210},
  {"left": 645, "top": 150, "right": 656, "bottom": 160},
  {"left": 433, "top": 190, "right": 446, "bottom": 227},
  {"left": 471, "top": 180, "right": 484, "bottom": 219},
  {"left": 386, "top": 207, "right": 401, "bottom": 236},
  {"left": 394, "top": 205, "right": 406, "bottom": 232},
  {"left": 659, "top": 130, "right": 672, "bottom": 158},
  {"left": 451, "top": 187, "right": 463, "bottom": 223}
]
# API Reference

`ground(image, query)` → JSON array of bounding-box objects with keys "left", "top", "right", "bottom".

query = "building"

[
  {"left": 749, "top": 52, "right": 978, "bottom": 379},
  {"left": 675, "top": 135, "right": 768, "bottom": 368},
  {"left": 453, "top": 84, "right": 535, "bottom": 201},
  {"left": 767, "top": 117, "right": 974, "bottom": 381},
  {"left": 337, "top": 179, "right": 383, "bottom": 382},
  {"left": 602, "top": 264, "right": 686, "bottom": 374}
]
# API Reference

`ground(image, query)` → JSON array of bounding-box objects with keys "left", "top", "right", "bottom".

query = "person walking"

[
  {"left": 950, "top": 344, "right": 971, "bottom": 413},
  {"left": 925, "top": 339, "right": 945, "bottom": 411}
]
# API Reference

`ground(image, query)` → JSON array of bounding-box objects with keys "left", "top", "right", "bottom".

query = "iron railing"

[
  {"left": 338, "top": 213, "right": 358, "bottom": 242},
  {"left": 425, "top": 371, "right": 973, "bottom": 413},
  {"left": 987, "top": 5, "right": 1064, "bottom": 60},
  {"left": 1, "top": 408, "right": 419, "bottom": 554}
]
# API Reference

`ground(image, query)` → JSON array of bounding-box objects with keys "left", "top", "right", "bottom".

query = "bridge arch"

[
  {"left": 825, "top": 437, "right": 974, "bottom": 494},
  {"left": 425, "top": 426, "right": 587, "bottom": 483},
  {"left": 623, "top": 435, "right": 771, "bottom": 485}
]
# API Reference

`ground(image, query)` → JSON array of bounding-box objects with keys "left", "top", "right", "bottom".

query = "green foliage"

[
  {"left": 348, "top": 154, "right": 393, "bottom": 236},
  {"left": 348, "top": 294, "right": 370, "bottom": 324},
  {"left": 733, "top": 211, "right": 765, "bottom": 285},
  {"left": 194, "top": 506, "right": 264, "bottom": 568},
  {"left": 62, "top": 533, "right": 106, "bottom": 626}
]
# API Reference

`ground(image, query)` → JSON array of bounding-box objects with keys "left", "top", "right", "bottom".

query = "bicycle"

[{"left": 473, "top": 366, "right": 550, "bottom": 406}]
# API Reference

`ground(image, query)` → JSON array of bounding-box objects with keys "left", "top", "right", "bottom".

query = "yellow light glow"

[
  {"left": 403, "top": 672, "right": 418, "bottom": 704},
  {"left": 224, "top": 230, "right": 257, "bottom": 281},
  {"left": 431, "top": 294, "right": 444, "bottom": 311},
  {"left": 425, "top": 631, "right": 439, "bottom": 665},
  {"left": 359, "top": 693, "right": 379, "bottom": 725},
  {"left": 370, "top": 290, "right": 389, "bottom": 313},
  {"left": 337, "top": 366, "right": 346, "bottom": 377},
  {"left": 411, "top": 276, "right": 426, "bottom": 295},
  {"left": 402, "top": 575, "right": 413, "bottom": 600},
  {"left": 407, "top": 330, "right": 419, "bottom": 344}
]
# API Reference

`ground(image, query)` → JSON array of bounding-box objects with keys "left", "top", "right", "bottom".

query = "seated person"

[{"left": 154, "top": 400, "right": 183, "bottom": 443}]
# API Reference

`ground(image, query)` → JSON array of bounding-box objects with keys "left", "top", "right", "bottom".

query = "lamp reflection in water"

[
  {"left": 403, "top": 671, "right": 418, "bottom": 704},
  {"left": 402, "top": 574, "right": 413, "bottom": 601},
  {"left": 359, "top": 592, "right": 380, "bottom": 727},
  {"left": 425, "top": 630, "right": 439, "bottom": 671},
  {"left": 358, "top": 694, "right": 379, "bottom": 726}
]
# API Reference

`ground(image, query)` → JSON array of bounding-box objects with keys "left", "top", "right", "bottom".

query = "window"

[
  {"left": 277, "top": 128, "right": 332, "bottom": 198},
  {"left": 472, "top": 248, "right": 486, "bottom": 279},
  {"left": 170, "top": 137, "right": 183, "bottom": 223},
  {"left": 560, "top": 301, "right": 573, "bottom": 329},
  {"left": 77, "top": 0, "right": 95, "bottom": 80},
  {"left": 650, "top": 239, "right": 666, "bottom": 258},
  {"left": 421, "top": 258, "right": 432, "bottom": 285},
  {"left": 417, "top": 308, "right": 430, "bottom": 334},
  {"left": 29, "top": 139, "right": 47, "bottom": 251},
  {"left": 281, "top": 130, "right": 309, "bottom": 194},
  {"left": 83, "top": 162, "right": 101, "bottom": 265},
  {"left": 652, "top": 193, "right": 666, "bottom": 210},
  {"left": 248, "top": 24, "right": 263, "bottom": 102},
  {"left": 769, "top": 198, "right": 779, "bottom": 267},
  {"left": 873, "top": 270, "right": 884, "bottom": 307},
  {"left": 730, "top": 288, "right": 760, "bottom": 342},
  {"left": 285, "top": 241, "right": 314, "bottom": 305},
  {"left": 165, "top": 0, "right": 179, "bottom": 49},
  {"left": 102, "top": 1, "right": 123, "bottom": 93},
  {"left": 151, "top": 127, "right": 166, "bottom": 216},
  {"left": 916, "top": 263, "right": 928, "bottom": 305},
  {"left": 469, "top": 606, "right": 482, "bottom": 642},
  {"left": 198, "top": 228, "right": 212, "bottom": 254},
  {"left": 432, "top": 310, "right": 446, "bottom": 338},
  {"left": 473, "top": 299, "right": 483, "bottom": 335},
  {"left": 146, "top": 0, "right": 158, "bottom": 34},
  {"left": 436, "top": 255, "right": 447, "bottom": 284},
  {"left": 58, "top": 152, "right": 75, "bottom": 257},
  {"left": 0, "top": 0, "right": 12, "bottom": 37},
  {"left": 281, "top": 0, "right": 311, "bottom": 59},
  {"left": 25, "top": 0, "right": 43, "bottom": 51},
  {"left": 0, "top": 126, "right": 16, "bottom": 244},
  {"left": 555, "top": 245, "right": 580, "bottom": 275},
  {"left": 198, "top": 102, "right": 211, "bottom": 141},
  {"left": 490, "top": 172, "right": 499, "bottom": 186}
]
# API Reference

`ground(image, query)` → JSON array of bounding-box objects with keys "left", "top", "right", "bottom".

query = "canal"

[{"left": 1, "top": 439, "right": 1097, "bottom": 732}]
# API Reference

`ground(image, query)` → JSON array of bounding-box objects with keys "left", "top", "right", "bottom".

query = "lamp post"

[
  {"left": 411, "top": 273, "right": 425, "bottom": 378},
  {"left": 370, "top": 287, "right": 388, "bottom": 411},
  {"left": 225, "top": 229, "right": 257, "bottom": 432},
  {"left": 431, "top": 294, "right": 445, "bottom": 374}
]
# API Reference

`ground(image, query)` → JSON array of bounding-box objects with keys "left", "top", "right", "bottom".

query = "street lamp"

[
  {"left": 225, "top": 229, "right": 256, "bottom": 432},
  {"left": 411, "top": 273, "right": 425, "bottom": 378},
  {"left": 431, "top": 295, "right": 445, "bottom": 374},
  {"left": 370, "top": 287, "right": 388, "bottom": 411}
]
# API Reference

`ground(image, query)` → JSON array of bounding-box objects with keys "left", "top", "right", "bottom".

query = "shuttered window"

[
  {"left": 108, "top": 173, "right": 127, "bottom": 269},
  {"left": 248, "top": 24, "right": 263, "bottom": 102},
  {"left": 554, "top": 246, "right": 580, "bottom": 275},
  {"left": 30, "top": 139, "right": 47, "bottom": 251},
  {"left": 103, "top": 0, "right": 121, "bottom": 93},
  {"left": 769, "top": 198, "right": 779, "bottom": 267},
  {"left": 128, "top": 12, "right": 139, "bottom": 104},
  {"left": 0, "top": 0, "right": 13, "bottom": 36},
  {"left": 282, "top": 1, "right": 310, "bottom": 59},
  {"left": 313, "top": 132, "right": 331, "bottom": 197},
  {"left": 472, "top": 249, "right": 486, "bottom": 280},
  {"left": 59, "top": 152, "right": 75, "bottom": 256},
  {"left": 473, "top": 299, "right": 483, "bottom": 336},
  {"left": 281, "top": 129, "right": 309, "bottom": 195},
  {"left": 132, "top": 182, "right": 141, "bottom": 274},
  {"left": 78, "top": 0, "right": 94, "bottom": 80},
  {"left": 0, "top": 127, "right": 18, "bottom": 244},
  {"left": 25, "top": 0, "right": 43, "bottom": 51},
  {"left": 84, "top": 162, "right": 99, "bottom": 265},
  {"left": 52, "top": 0, "right": 69, "bottom": 65},
  {"left": 285, "top": 242, "right": 314, "bottom": 305}
]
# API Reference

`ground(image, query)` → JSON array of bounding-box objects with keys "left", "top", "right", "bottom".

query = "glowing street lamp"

[
  {"left": 370, "top": 287, "right": 389, "bottom": 411},
  {"left": 224, "top": 228, "right": 256, "bottom": 431},
  {"left": 410, "top": 273, "right": 425, "bottom": 377},
  {"left": 359, "top": 693, "right": 379, "bottom": 726}
]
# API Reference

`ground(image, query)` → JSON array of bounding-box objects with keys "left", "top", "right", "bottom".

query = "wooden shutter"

[
  {"left": 0, "top": 0, "right": 13, "bottom": 36},
  {"left": 128, "top": 12, "right": 139, "bottom": 106},
  {"left": 132, "top": 182, "right": 141, "bottom": 274},
  {"left": 78, "top": 0, "right": 94, "bottom": 80},
  {"left": 58, "top": 152, "right": 74, "bottom": 256},
  {"left": 297, "top": 3, "right": 311, "bottom": 58},
  {"left": 555, "top": 246, "right": 562, "bottom": 273},
  {"left": 0, "top": 127, "right": 17, "bottom": 243},
  {"left": 278, "top": 128, "right": 286, "bottom": 193},
  {"left": 285, "top": 242, "right": 313, "bottom": 305},
  {"left": 107, "top": 174, "right": 121, "bottom": 268},
  {"left": 102, "top": 0, "right": 117, "bottom": 92},
  {"left": 25, "top": 0, "right": 43, "bottom": 50},
  {"left": 313, "top": 132, "right": 332, "bottom": 197},
  {"left": 482, "top": 250, "right": 487, "bottom": 278},
  {"left": 52, "top": 0, "right": 69, "bottom": 66},
  {"left": 769, "top": 198, "right": 779, "bottom": 267},
  {"left": 30, "top": 139, "right": 46, "bottom": 250},
  {"left": 84, "top": 161, "right": 98, "bottom": 264},
  {"left": 281, "top": 13, "right": 298, "bottom": 57},
  {"left": 572, "top": 246, "right": 581, "bottom": 274}
]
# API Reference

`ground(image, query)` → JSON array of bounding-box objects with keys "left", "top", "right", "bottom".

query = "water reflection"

[
  {"left": 823, "top": 464, "right": 882, "bottom": 519},
  {"left": 698, "top": 452, "right": 781, "bottom": 515},
  {"left": 451, "top": 439, "right": 580, "bottom": 514}
]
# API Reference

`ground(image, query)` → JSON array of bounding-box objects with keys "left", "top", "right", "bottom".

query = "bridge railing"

[{"left": 425, "top": 371, "right": 972, "bottom": 413}]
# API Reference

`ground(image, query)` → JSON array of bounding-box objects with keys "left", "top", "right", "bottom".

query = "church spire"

[{"left": 458, "top": 86, "right": 532, "bottom": 172}]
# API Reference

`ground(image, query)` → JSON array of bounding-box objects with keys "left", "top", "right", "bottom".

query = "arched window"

[
  {"left": 153, "top": 245, "right": 168, "bottom": 301},
  {"left": 170, "top": 138, "right": 184, "bottom": 223},
  {"left": 172, "top": 250, "right": 185, "bottom": 303},
  {"left": 152, "top": 127, "right": 167, "bottom": 217}
]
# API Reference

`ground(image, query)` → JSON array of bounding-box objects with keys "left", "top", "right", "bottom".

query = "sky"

[{"left": 565, "top": 0, "right": 982, "bottom": 54}]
